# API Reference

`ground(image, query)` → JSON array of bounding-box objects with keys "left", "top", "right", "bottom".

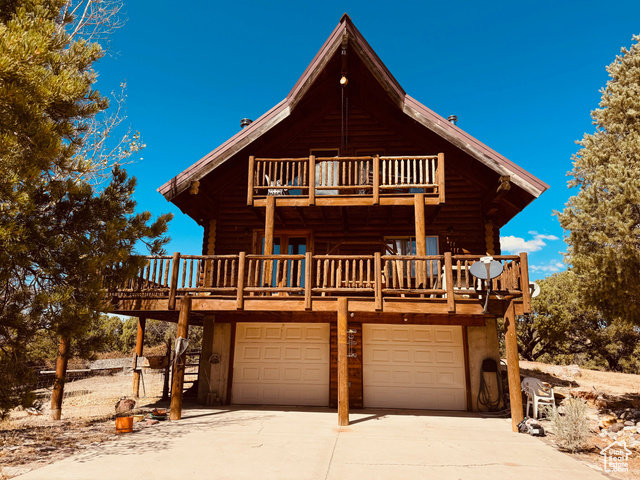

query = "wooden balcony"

[
  {"left": 106, "top": 252, "right": 531, "bottom": 318},
  {"left": 247, "top": 155, "right": 445, "bottom": 207}
]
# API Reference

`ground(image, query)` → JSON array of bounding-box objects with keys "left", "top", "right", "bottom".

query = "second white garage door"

[
  {"left": 363, "top": 324, "right": 466, "bottom": 410},
  {"left": 232, "top": 323, "right": 330, "bottom": 406}
]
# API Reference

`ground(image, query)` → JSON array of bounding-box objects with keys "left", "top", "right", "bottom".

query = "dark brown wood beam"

[
  {"left": 504, "top": 300, "right": 523, "bottom": 432},
  {"left": 337, "top": 297, "right": 349, "bottom": 426},
  {"left": 132, "top": 317, "right": 146, "bottom": 398},
  {"left": 295, "top": 206, "right": 307, "bottom": 227},
  {"left": 170, "top": 296, "right": 191, "bottom": 421}
]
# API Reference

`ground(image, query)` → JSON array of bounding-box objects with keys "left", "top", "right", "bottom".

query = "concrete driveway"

[{"left": 15, "top": 406, "right": 607, "bottom": 480}]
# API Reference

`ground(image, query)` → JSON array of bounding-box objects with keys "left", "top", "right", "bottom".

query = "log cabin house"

[{"left": 108, "top": 14, "right": 548, "bottom": 428}]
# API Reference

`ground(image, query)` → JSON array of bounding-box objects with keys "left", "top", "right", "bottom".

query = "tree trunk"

[{"left": 50, "top": 335, "right": 70, "bottom": 421}]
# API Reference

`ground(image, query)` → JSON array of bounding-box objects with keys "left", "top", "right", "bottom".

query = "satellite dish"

[
  {"left": 469, "top": 257, "right": 504, "bottom": 314},
  {"left": 469, "top": 260, "right": 504, "bottom": 280},
  {"left": 529, "top": 282, "right": 541, "bottom": 298}
]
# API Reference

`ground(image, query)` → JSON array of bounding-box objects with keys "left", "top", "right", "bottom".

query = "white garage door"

[
  {"left": 363, "top": 324, "right": 466, "bottom": 410},
  {"left": 232, "top": 323, "right": 330, "bottom": 406}
]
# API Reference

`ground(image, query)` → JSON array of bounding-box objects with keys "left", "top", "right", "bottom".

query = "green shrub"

[{"left": 548, "top": 398, "right": 591, "bottom": 452}]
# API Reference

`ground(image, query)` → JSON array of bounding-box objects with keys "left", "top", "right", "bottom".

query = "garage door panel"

[
  {"left": 436, "top": 368, "right": 465, "bottom": 386},
  {"left": 283, "top": 326, "right": 303, "bottom": 339},
  {"left": 263, "top": 367, "right": 280, "bottom": 380},
  {"left": 283, "top": 346, "right": 302, "bottom": 360},
  {"left": 369, "top": 347, "right": 391, "bottom": 362},
  {"left": 391, "top": 347, "right": 412, "bottom": 362},
  {"left": 263, "top": 346, "right": 281, "bottom": 359},
  {"left": 413, "top": 369, "right": 436, "bottom": 385},
  {"left": 363, "top": 325, "right": 466, "bottom": 411},
  {"left": 414, "top": 348, "right": 433, "bottom": 364},
  {"left": 236, "top": 366, "right": 261, "bottom": 381},
  {"left": 303, "top": 325, "right": 326, "bottom": 341},
  {"left": 235, "top": 363, "right": 328, "bottom": 383},
  {"left": 365, "top": 345, "right": 463, "bottom": 366},
  {"left": 233, "top": 323, "right": 329, "bottom": 406},
  {"left": 303, "top": 345, "right": 324, "bottom": 361},
  {"left": 412, "top": 328, "right": 432, "bottom": 343},
  {"left": 242, "top": 326, "right": 263, "bottom": 340},
  {"left": 434, "top": 328, "right": 459, "bottom": 343},
  {"left": 365, "top": 385, "right": 465, "bottom": 410}
]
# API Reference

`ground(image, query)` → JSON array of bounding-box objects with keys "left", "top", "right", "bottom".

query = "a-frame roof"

[{"left": 158, "top": 14, "right": 548, "bottom": 202}]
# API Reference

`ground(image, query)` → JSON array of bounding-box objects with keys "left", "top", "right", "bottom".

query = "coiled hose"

[{"left": 477, "top": 358, "right": 503, "bottom": 412}]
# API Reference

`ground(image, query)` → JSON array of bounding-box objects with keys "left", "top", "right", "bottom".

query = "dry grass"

[
  {"left": 519, "top": 360, "right": 640, "bottom": 395},
  {"left": 0, "top": 371, "right": 168, "bottom": 479}
]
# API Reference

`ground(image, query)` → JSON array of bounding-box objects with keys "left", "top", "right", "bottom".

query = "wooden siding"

[{"left": 212, "top": 168, "right": 486, "bottom": 257}]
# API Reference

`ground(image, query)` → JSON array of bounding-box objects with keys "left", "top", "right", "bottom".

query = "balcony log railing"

[
  {"left": 248, "top": 154, "right": 444, "bottom": 205},
  {"left": 107, "top": 252, "right": 530, "bottom": 313}
]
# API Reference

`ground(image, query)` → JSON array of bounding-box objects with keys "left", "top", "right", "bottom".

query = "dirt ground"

[
  {"left": 0, "top": 370, "right": 169, "bottom": 479},
  {"left": 519, "top": 360, "right": 640, "bottom": 479},
  {"left": 2, "top": 361, "right": 640, "bottom": 479}
]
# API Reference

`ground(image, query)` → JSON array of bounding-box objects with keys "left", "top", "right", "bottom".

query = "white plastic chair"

[
  {"left": 521, "top": 377, "right": 555, "bottom": 419},
  {"left": 264, "top": 175, "right": 287, "bottom": 196}
]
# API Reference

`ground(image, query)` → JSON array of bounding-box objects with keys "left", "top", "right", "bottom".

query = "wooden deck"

[
  {"left": 106, "top": 252, "right": 531, "bottom": 318},
  {"left": 247, "top": 155, "right": 445, "bottom": 207}
]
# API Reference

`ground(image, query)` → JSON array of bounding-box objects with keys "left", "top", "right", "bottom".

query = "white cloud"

[
  {"left": 530, "top": 261, "right": 565, "bottom": 274},
  {"left": 500, "top": 233, "right": 559, "bottom": 254},
  {"left": 536, "top": 234, "right": 559, "bottom": 241}
]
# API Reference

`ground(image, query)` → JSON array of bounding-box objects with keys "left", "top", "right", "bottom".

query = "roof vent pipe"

[
  {"left": 447, "top": 115, "right": 458, "bottom": 125},
  {"left": 240, "top": 118, "right": 253, "bottom": 129}
]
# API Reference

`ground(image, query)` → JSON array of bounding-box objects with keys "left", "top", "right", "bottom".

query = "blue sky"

[{"left": 94, "top": 0, "right": 640, "bottom": 281}]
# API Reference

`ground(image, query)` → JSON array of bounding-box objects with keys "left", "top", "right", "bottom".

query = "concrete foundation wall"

[
  {"left": 467, "top": 319, "right": 503, "bottom": 412},
  {"left": 197, "top": 319, "right": 231, "bottom": 405}
]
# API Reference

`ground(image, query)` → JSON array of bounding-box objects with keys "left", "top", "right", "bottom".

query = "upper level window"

[
  {"left": 385, "top": 236, "right": 439, "bottom": 256},
  {"left": 385, "top": 236, "right": 439, "bottom": 275}
]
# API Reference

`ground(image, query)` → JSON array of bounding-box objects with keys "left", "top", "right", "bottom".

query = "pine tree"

[
  {"left": 557, "top": 34, "right": 640, "bottom": 324},
  {"left": 0, "top": 1, "right": 172, "bottom": 416}
]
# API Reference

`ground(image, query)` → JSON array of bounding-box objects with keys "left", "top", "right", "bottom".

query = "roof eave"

[{"left": 403, "top": 95, "right": 549, "bottom": 198}]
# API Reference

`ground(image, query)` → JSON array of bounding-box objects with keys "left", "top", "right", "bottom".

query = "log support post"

[
  {"left": 168, "top": 252, "right": 181, "bottom": 310},
  {"left": 170, "top": 295, "right": 191, "bottom": 421},
  {"left": 504, "top": 299, "right": 523, "bottom": 432},
  {"left": 374, "top": 252, "right": 382, "bottom": 311},
  {"left": 337, "top": 297, "right": 349, "bottom": 426},
  {"left": 162, "top": 338, "right": 171, "bottom": 401},
  {"left": 444, "top": 252, "right": 455, "bottom": 313},
  {"left": 309, "top": 155, "right": 316, "bottom": 206},
  {"left": 304, "top": 251, "right": 312, "bottom": 310},
  {"left": 132, "top": 317, "right": 146, "bottom": 398},
  {"left": 264, "top": 195, "right": 275, "bottom": 286},
  {"left": 414, "top": 193, "right": 426, "bottom": 288},
  {"left": 50, "top": 335, "right": 70, "bottom": 420},
  {"left": 437, "top": 152, "right": 445, "bottom": 204},
  {"left": 519, "top": 252, "right": 531, "bottom": 314},
  {"left": 237, "top": 252, "right": 245, "bottom": 310},
  {"left": 373, "top": 155, "right": 380, "bottom": 205},
  {"left": 247, "top": 155, "right": 255, "bottom": 205}
]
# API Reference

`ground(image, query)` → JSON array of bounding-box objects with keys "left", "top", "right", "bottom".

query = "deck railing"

[
  {"left": 107, "top": 252, "right": 530, "bottom": 312},
  {"left": 248, "top": 154, "right": 444, "bottom": 204}
]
